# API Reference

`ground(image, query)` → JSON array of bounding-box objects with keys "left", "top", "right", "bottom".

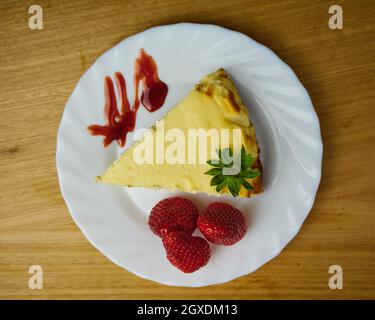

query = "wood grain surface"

[{"left": 0, "top": 0, "right": 374, "bottom": 299}]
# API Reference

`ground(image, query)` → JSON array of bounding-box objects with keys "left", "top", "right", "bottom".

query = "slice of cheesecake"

[{"left": 97, "top": 69, "right": 263, "bottom": 197}]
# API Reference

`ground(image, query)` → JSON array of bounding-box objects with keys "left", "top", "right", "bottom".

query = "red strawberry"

[
  {"left": 162, "top": 231, "right": 210, "bottom": 273},
  {"left": 149, "top": 197, "right": 199, "bottom": 237},
  {"left": 198, "top": 202, "right": 247, "bottom": 245}
]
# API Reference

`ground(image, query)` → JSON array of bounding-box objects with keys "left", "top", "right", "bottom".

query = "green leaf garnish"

[
  {"left": 210, "top": 175, "right": 225, "bottom": 186},
  {"left": 204, "top": 168, "right": 223, "bottom": 176},
  {"left": 239, "top": 178, "right": 254, "bottom": 190},
  {"left": 216, "top": 179, "right": 227, "bottom": 192},
  {"left": 243, "top": 154, "right": 253, "bottom": 169},
  {"left": 240, "top": 169, "right": 260, "bottom": 179},
  {"left": 204, "top": 145, "right": 261, "bottom": 197},
  {"left": 206, "top": 159, "right": 224, "bottom": 168}
]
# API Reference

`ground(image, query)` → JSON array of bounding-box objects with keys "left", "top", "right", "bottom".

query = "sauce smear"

[
  {"left": 87, "top": 49, "right": 168, "bottom": 147},
  {"left": 134, "top": 48, "right": 168, "bottom": 113}
]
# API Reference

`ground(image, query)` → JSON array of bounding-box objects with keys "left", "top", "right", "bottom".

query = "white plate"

[{"left": 56, "top": 23, "right": 322, "bottom": 287}]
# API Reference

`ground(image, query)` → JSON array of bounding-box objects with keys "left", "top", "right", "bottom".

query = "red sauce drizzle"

[{"left": 87, "top": 48, "right": 168, "bottom": 147}]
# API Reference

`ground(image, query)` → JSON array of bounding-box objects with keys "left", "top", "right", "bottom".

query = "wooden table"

[{"left": 1, "top": 0, "right": 374, "bottom": 299}]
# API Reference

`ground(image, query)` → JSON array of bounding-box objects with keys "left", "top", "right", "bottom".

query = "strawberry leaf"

[
  {"left": 240, "top": 169, "right": 260, "bottom": 179},
  {"left": 239, "top": 178, "right": 254, "bottom": 190},
  {"left": 206, "top": 159, "right": 224, "bottom": 167},
  {"left": 205, "top": 145, "right": 260, "bottom": 196},
  {"left": 204, "top": 168, "right": 223, "bottom": 175},
  {"left": 242, "top": 154, "right": 253, "bottom": 169},
  {"left": 241, "top": 145, "right": 246, "bottom": 163},
  {"left": 227, "top": 181, "right": 237, "bottom": 197},
  {"left": 216, "top": 179, "right": 227, "bottom": 192},
  {"left": 210, "top": 175, "right": 225, "bottom": 186}
]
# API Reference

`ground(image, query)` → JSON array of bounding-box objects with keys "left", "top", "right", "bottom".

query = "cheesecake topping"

[
  {"left": 88, "top": 49, "right": 168, "bottom": 147},
  {"left": 134, "top": 48, "right": 168, "bottom": 112}
]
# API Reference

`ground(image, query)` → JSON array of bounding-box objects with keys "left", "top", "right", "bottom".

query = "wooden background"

[{"left": 0, "top": 0, "right": 374, "bottom": 299}]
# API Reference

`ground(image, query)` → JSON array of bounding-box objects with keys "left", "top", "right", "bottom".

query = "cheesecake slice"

[{"left": 97, "top": 69, "right": 263, "bottom": 197}]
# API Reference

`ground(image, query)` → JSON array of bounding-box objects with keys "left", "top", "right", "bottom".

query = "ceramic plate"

[{"left": 56, "top": 23, "right": 322, "bottom": 287}]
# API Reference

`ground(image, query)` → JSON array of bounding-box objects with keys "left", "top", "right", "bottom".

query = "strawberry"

[
  {"left": 198, "top": 202, "right": 247, "bottom": 245},
  {"left": 162, "top": 231, "right": 210, "bottom": 273},
  {"left": 148, "top": 197, "right": 199, "bottom": 237}
]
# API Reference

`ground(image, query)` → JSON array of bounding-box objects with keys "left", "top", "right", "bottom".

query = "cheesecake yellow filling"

[{"left": 97, "top": 69, "right": 263, "bottom": 197}]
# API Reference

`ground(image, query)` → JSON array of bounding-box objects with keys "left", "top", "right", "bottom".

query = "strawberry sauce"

[{"left": 87, "top": 49, "right": 168, "bottom": 147}]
